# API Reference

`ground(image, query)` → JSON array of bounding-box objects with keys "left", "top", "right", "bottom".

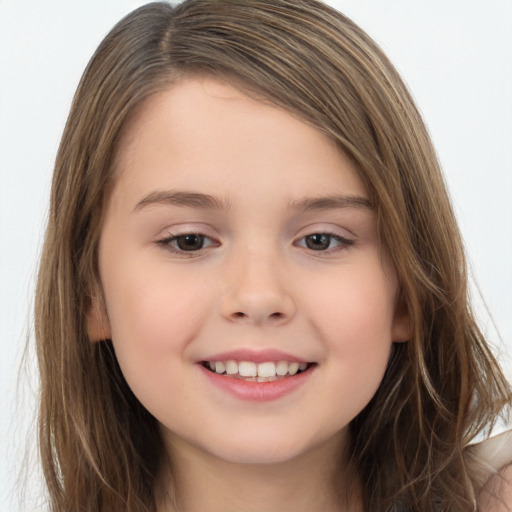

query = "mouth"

[{"left": 201, "top": 360, "right": 316, "bottom": 382}]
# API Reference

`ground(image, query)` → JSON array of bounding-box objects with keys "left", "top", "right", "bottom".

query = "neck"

[{"left": 156, "top": 434, "right": 362, "bottom": 512}]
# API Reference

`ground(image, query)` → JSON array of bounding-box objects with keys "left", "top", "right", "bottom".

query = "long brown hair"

[{"left": 35, "top": 1, "right": 511, "bottom": 511}]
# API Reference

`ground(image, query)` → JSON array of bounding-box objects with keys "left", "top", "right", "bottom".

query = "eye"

[
  {"left": 157, "top": 233, "right": 217, "bottom": 253},
  {"left": 296, "top": 233, "right": 353, "bottom": 252}
]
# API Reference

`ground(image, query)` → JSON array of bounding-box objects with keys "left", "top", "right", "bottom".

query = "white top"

[
  {"left": 474, "top": 430, "right": 512, "bottom": 476},
  {"left": 473, "top": 430, "right": 512, "bottom": 510}
]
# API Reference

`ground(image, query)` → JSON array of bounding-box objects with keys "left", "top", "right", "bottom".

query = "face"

[{"left": 90, "top": 77, "right": 410, "bottom": 466}]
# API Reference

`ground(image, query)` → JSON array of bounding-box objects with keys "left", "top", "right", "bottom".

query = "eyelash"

[
  {"left": 156, "top": 233, "right": 219, "bottom": 256},
  {"left": 156, "top": 231, "right": 354, "bottom": 256},
  {"left": 295, "top": 232, "right": 354, "bottom": 253}
]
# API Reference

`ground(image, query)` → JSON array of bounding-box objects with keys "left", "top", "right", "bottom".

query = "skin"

[{"left": 89, "top": 76, "right": 411, "bottom": 512}]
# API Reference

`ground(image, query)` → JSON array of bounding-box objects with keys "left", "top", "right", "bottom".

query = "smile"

[
  {"left": 199, "top": 358, "right": 317, "bottom": 401},
  {"left": 202, "top": 360, "right": 313, "bottom": 382}
]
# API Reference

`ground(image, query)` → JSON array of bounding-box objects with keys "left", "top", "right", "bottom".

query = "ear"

[
  {"left": 391, "top": 299, "right": 412, "bottom": 343},
  {"left": 86, "top": 287, "right": 111, "bottom": 342}
]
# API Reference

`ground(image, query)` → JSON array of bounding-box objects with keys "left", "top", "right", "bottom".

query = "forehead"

[{"left": 111, "top": 76, "right": 367, "bottom": 208}]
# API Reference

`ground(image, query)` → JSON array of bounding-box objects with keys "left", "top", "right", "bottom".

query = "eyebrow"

[
  {"left": 133, "top": 190, "right": 232, "bottom": 212},
  {"left": 288, "top": 194, "right": 373, "bottom": 211},
  {"left": 133, "top": 190, "right": 373, "bottom": 213}
]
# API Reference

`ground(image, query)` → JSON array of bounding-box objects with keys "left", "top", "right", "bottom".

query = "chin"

[
  {"left": 196, "top": 425, "right": 339, "bottom": 466},
  {"left": 216, "top": 443, "right": 302, "bottom": 465}
]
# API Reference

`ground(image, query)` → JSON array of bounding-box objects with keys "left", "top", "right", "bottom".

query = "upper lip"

[{"left": 198, "top": 348, "right": 309, "bottom": 364}]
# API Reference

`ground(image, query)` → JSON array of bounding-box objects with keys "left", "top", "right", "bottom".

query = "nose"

[{"left": 219, "top": 247, "right": 296, "bottom": 326}]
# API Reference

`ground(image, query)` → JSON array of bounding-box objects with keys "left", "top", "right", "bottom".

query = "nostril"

[
  {"left": 225, "top": 304, "right": 293, "bottom": 325},
  {"left": 231, "top": 311, "right": 284, "bottom": 321}
]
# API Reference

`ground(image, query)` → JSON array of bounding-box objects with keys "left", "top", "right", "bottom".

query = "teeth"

[
  {"left": 238, "top": 361, "right": 257, "bottom": 377},
  {"left": 225, "top": 360, "right": 238, "bottom": 375},
  {"left": 257, "top": 362, "right": 276, "bottom": 378},
  {"left": 205, "top": 359, "right": 310, "bottom": 378},
  {"left": 288, "top": 362, "right": 299, "bottom": 376},
  {"left": 276, "top": 361, "right": 288, "bottom": 376}
]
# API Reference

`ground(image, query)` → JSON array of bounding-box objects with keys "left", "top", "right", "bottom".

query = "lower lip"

[{"left": 199, "top": 364, "right": 314, "bottom": 402}]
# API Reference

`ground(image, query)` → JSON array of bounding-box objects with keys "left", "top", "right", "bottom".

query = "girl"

[{"left": 34, "top": 1, "right": 511, "bottom": 511}]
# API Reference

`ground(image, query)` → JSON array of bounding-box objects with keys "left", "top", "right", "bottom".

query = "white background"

[{"left": 1, "top": 1, "right": 511, "bottom": 510}]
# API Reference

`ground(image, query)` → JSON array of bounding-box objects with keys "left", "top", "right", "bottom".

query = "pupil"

[
  {"left": 177, "top": 234, "right": 204, "bottom": 251},
  {"left": 306, "top": 234, "right": 330, "bottom": 250}
]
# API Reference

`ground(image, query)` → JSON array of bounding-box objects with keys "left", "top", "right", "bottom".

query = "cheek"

[
  {"left": 103, "top": 251, "right": 209, "bottom": 337},
  {"left": 309, "top": 263, "right": 395, "bottom": 336},
  {"left": 99, "top": 254, "right": 212, "bottom": 387},
  {"left": 304, "top": 263, "right": 396, "bottom": 400},
  {"left": 99, "top": 258, "right": 219, "bottom": 419}
]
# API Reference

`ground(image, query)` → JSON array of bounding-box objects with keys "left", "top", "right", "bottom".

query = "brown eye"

[
  {"left": 296, "top": 232, "right": 354, "bottom": 252},
  {"left": 305, "top": 234, "right": 331, "bottom": 250},
  {"left": 156, "top": 232, "right": 218, "bottom": 255},
  {"left": 175, "top": 234, "right": 205, "bottom": 251}
]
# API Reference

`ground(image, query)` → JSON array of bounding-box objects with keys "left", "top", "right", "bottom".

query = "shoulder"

[
  {"left": 478, "top": 463, "right": 512, "bottom": 511},
  {"left": 472, "top": 430, "right": 512, "bottom": 511}
]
